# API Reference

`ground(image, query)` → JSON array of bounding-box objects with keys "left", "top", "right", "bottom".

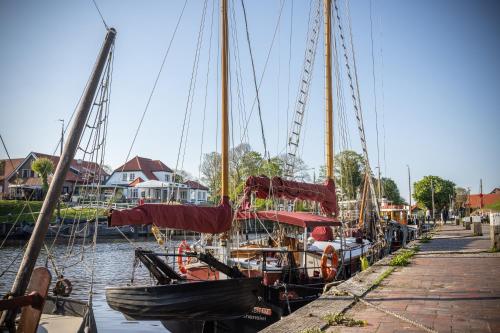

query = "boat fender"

[
  {"left": 320, "top": 245, "right": 338, "bottom": 282},
  {"left": 177, "top": 240, "right": 192, "bottom": 274},
  {"left": 53, "top": 275, "right": 73, "bottom": 297}
]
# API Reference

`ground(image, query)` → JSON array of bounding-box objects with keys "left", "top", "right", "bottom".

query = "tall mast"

[
  {"left": 1, "top": 28, "right": 116, "bottom": 327},
  {"left": 221, "top": 0, "right": 229, "bottom": 199},
  {"left": 324, "top": 0, "right": 334, "bottom": 181}
]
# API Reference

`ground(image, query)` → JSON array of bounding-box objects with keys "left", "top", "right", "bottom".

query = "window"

[
  {"left": 129, "top": 173, "right": 135, "bottom": 181},
  {"left": 122, "top": 173, "right": 127, "bottom": 181},
  {"left": 180, "top": 191, "right": 187, "bottom": 200},
  {"left": 21, "top": 169, "right": 31, "bottom": 178},
  {"left": 165, "top": 174, "right": 170, "bottom": 182},
  {"left": 198, "top": 191, "right": 202, "bottom": 200},
  {"left": 131, "top": 189, "right": 138, "bottom": 198}
]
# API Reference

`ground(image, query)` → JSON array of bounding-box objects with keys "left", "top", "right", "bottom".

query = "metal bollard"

[
  {"left": 463, "top": 217, "right": 471, "bottom": 230},
  {"left": 472, "top": 216, "right": 482, "bottom": 236},
  {"left": 490, "top": 213, "right": 500, "bottom": 250}
]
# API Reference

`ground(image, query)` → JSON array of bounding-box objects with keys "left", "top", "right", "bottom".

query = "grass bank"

[{"left": 0, "top": 200, "right": 107, "bottom": 223}]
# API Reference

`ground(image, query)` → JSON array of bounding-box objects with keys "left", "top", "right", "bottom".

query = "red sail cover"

[
  {"left": 109, "top": 197, "right": 232, "bottom": 234},
  {"left": 241, "top": 176, "right": 339, "bottom": 216}
]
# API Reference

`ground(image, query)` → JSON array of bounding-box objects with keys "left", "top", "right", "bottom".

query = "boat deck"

[{"left": 37, "top": 314, "right": 83, "bottom": 333}]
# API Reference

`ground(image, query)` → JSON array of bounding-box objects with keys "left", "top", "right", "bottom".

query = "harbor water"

[{"left": 0, "top": 240, "right": 172, "bottom": 332}]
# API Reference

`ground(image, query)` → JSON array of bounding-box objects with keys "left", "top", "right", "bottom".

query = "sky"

[{"left": 0, "top": 0, "right": 499, "bottom": 201}]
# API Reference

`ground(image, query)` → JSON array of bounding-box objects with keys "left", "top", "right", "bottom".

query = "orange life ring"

[
  {"left": 320, "top": 245, "right": 339, "bottom": 282},
  {"left": 177, "top": 240, "right": 192, "bottom": 274}
]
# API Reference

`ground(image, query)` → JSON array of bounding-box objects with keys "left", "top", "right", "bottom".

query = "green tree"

[
  {"left": 200, "top": 152, "right": 221, "bottom": 203},
  {"left": 378, "top": 177, "right": 404, "bottom": 204},
  {"left": 334, "top": 150, "right": 364, "bottom": 200},
  {"left": 413, "top": 175, "right": 455, "bottom": 213},
  {"left": 31, "top": 158, "right": 55, "bottom": 194}
]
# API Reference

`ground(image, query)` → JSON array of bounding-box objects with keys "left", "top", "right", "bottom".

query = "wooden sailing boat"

[
  {"left": 105, "top": 0, "right": 383, "bottom": 331},
  {"left": 105, "top": 0, "right": 262, "bottom": 323},
  {"left": 0, "top": 28, "right": 116, "bottom": 333}
]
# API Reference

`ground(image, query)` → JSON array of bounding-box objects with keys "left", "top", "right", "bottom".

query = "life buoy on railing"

[
  {"left": 320, "top": 245, "right": 339, "bottom": 282},
  {"left": 177, "top": 240, "right": 192, "bottom": 274}
]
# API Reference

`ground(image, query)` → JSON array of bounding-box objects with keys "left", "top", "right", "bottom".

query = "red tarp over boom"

[
  {"left": 241, "top": 176, "right": 339, "bottom": 216},
  {"left": 109, "top": 197, "right": 232, "bottom": 234},
  {"left": 236, "top": 210, "right": 340, "bottom": 228}
]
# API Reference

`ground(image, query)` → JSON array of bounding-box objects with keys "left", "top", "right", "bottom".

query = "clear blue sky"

[{"left": 1, "top": 0, "right": 499, "bottom": 201}]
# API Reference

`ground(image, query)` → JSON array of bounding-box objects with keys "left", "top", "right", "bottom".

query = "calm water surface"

[{"left": 0, "top": 240, "right": 177, "bottom": 332}]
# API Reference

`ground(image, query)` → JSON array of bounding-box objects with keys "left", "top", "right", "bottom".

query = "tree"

[
  {"left": 200, "top": 152, "right": 221, "bottom": 203},
  {"left": 334, "top": 150, "right": 364, "bottom": 200},
  {"left": 413, "top": 175, "right": 455, "bottom": 213},
  {"left": 454, "top": 186, "right": 468, "bottom": 210},
  {"left": 378, "top": 177, "right": 404, "bottom": 204},
  {"left": 173, "top": 169, "right": 192, "bottom": 183},
  {"left": 31, "top": 158, "right": 55, "bottom": 194}
]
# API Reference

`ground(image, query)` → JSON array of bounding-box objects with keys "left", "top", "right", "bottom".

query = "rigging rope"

[
  {"left": 369, "top": 0, "right": 382, "bottom": 199},
  {"left": 240, "top": 0, "right": 285, "bottom": 157},
  {"left": 198, "top": 0, "right": 216, "bottom": 181},
  {"left": 91, "top": 0, "right": 109, "bottom": 30},
  {"left": 109, "top": 0, "right": 187, "bottom": 204},
  {"left": 174, "top": 0, "right": 209, "bottom": 188}
]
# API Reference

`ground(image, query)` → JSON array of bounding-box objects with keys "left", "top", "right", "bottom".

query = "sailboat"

[
  {"left": 104, "top": 0, "right": 262, "bottom": 324},
  {"left": 0, "top": 28, "right": 116, "bottom": 333},
  {"left": 104, "top": 0, "right": 390, "bottom": 332}
]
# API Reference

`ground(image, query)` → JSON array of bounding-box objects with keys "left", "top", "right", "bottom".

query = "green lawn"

[
  {"left": 0, "top": 200, "right": 107, "bottom": 223},
  {"left": 485, "top": 201, "right": 500, "bottom": 212}
]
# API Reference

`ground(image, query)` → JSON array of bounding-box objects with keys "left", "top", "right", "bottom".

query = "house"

[
  {"left": 106, "top": 156, "right": 174, "bottom": 185},
  {"left": 105, "top": 156, "right": 210, "bottom": 205},
  {"left": 0, "top": 152, "right": 109, "bottom": 200},
  {"left": 465, "top": 188, "right": 500, "bottom": 209},
  {"left": 184, "top": 180, "right": 209, "bottom": 205}
]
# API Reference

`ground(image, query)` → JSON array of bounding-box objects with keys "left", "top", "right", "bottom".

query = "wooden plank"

[{"left": 17, "top": 267, "right": 51, "bottom": 333}]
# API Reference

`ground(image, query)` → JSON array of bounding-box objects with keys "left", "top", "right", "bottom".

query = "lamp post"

[{"left": 407, "top": 164, "right": 412, "bottom": 224}]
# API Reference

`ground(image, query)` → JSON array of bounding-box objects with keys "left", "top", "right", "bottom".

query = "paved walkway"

[{"left": 326, "top": 224, "right": 500, "bottom": 333}]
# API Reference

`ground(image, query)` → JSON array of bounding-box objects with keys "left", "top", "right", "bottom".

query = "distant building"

[
  {"left": 465, "top": 188, "right": 500, "bottom": 209},
  {"left": 0, "top": 152, "right": 109, "bottom": 200},
  {"left": 104, "top": 156, "right": 209, "bottom": 205},
  {"left": 184, "top": 180, "right": 209, "bottom": 205}
]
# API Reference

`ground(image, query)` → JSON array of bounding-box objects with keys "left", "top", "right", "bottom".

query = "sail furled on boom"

[
  {"left": 241, "top": 176, "right": 339, "bottom": 216},
  {"left": 109, "top": 197, "right": 232, "bottom": 233}
]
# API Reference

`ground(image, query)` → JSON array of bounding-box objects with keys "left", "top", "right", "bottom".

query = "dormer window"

[
  {"left": 129, "top": 173, "right": 135, "bottom": 181},
  {"left": 122, "top": 173, "right": 127, "bottom": 181}
]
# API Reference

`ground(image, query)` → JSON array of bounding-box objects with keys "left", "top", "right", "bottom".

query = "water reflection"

[{"left": 0, "top": 240, "right": 170, "bottom": 332}]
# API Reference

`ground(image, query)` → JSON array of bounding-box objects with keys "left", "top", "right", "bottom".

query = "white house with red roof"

[{"left": 105, "top": 156, "right": 209, "bottom": 205}]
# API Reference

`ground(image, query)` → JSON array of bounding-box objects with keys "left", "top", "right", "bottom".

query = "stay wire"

[
  {"left": 91, "top": 0, "right": 109, "bottom": 30},
  {"left": 198, "top": 0, "right": 216, "bottom": 181},
  {"left": 109, "top": 0, "right": 187, "bottom": 205},
  {"left": 240, "top": 0, "right": 286, "bottom": 158}
]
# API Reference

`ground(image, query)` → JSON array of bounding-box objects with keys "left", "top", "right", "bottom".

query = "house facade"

[
  {"left": 0, "top": 152, "right": 109, "bottom": 200},
  {"left": 105, "top": 156, "right": 209, "bottom": 205}
]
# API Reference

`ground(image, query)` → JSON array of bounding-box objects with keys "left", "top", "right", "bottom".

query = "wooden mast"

[
  {"left": 221, "top": 0, "right": 229, "bottom": 200},
  {"left": 1, "top": 28, "right": 116, "bottom": 328},
  {"left": 324, "top": 0, "right": 334, "bottom": 181}
]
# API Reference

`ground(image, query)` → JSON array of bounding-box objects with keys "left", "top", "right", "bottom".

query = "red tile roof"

[
  {"left": 114, "top": 156, "right": 173, "bottom": 180},
  {"left": 0, "top": 158, "right": 24, "bottom": 182},
  {"left": 1, "top": 152, "right": 108, "bottom": 190},
  {"left": 466, "top": 192, "right": 500, "bottom": 208},
  {"left": 129, "top": 177, "right": 145, "bottom": 186},
  {"left": 184, "top": 180, "right": 209, "bottom": 191}
]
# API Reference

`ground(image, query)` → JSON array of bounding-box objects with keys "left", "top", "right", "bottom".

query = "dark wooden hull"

[{"left": 106, "top": 277, "right": 261, "bottom": 321}]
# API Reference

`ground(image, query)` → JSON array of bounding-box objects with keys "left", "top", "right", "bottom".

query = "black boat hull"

[{"left": 106, "top": 277, "right": 261, "bottom": 321}]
